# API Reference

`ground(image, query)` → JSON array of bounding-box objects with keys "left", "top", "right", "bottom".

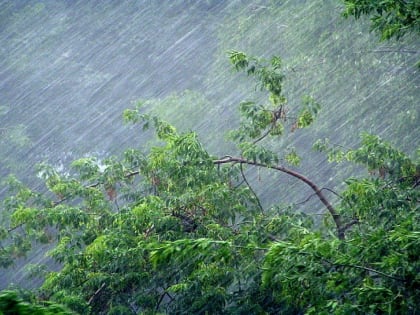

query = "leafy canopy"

[
  {"left": 1, "top": 49, "right": 418, "bottom": 314},
  {"left": 342, "top": 0, "right": 420, "bottom": 40}
]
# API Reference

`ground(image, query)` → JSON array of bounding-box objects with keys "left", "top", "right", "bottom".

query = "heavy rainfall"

[{"left": 0, "top": 1, "right": 419, "bottom": 314}]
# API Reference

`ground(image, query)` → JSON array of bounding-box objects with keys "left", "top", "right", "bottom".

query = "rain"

[{"left": 0, "top": 0, "right": 419, "bottom": 292}]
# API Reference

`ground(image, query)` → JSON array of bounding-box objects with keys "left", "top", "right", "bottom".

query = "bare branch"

[
  {"left": 294, "top": 191, "right": 318, "bottom": 206},
  {"left": 156, "top": 290, "right": 172, "bottom": 311},
  {"left": 321, "top": 187, "right": 343, "bottom": 199}
]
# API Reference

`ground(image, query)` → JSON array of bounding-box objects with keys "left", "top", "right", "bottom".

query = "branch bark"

[
  {"left": 88, "top": 283, "right": 106, "bottom": 305},
  {"left": 214, "top": 156, "right": 345, "bottom": 239}
]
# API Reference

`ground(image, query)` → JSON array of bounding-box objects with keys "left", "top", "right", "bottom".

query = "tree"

[
  {"left": 263, "top": 134, "right": 420, "bottom": 314},
  {"left": 1, "top": 49, "right": 418, "bottom": 314},
  {"left": 342, "top": 0, "right": 420, "bottom": 40}
]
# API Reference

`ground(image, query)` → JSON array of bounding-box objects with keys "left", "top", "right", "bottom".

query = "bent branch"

[{"left": 213, "top": 156, "right": 345, "bottom": 239}]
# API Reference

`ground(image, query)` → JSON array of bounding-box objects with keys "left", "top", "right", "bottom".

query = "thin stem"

[
  {"left": 339, "top": 219, "right": 360, "bottom": 234},
  {"left": 294, "top": 191, "right": 318, "bottom": 206},
  {"left": 328, "top": 260, "right": 405, "bottom": 282},
  {"left": 302, "top": 252, "right": 406, "bottom": 282},
  {"left": 252, "top": 124, "right": 274, "bottom": 144},
  {"left": 88, "top": 283, "right": 106, "bottom": 305},
  {"left": 214, "top": 156, "right": 344, "bottom": 239},
  {"left": 239, "top": 163, "right": 264, "bottom": 213},
  {"left": 321, "top": 187, "right": 343, "bottom": 199}
]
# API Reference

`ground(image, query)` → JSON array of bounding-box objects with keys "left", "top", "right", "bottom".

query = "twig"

[
  {"left": 88, "top": 283, "right": 106, "bottom": 305},
  {"left": 326, "top": 259, "right": 405, "bottom": 282},
  {"left": 156, "top": 291, "right": 171, "bottom": 311},
  {"left": 299, "top": 252, "right": 406, "bottom": 282},
  {"left": 339, "top": 219, "right": 360, "bottom": 234},
  {"left": 239, "top": 163, "right": 264, "bottom": 213},
  {"left": 7, "top": 223, "right": 24, "bottom": 233},
  {"left": 294, "top": 191, "right": 318, "bottom": 206},
  {"left": 51, "top": 170, "right": 141, "bottom": 207},
  {"left": 321, "top": 187, "right": 343, "bottom": 199},
  {"left": 252, "top": 125, "right": 274, "bottom": 144}
]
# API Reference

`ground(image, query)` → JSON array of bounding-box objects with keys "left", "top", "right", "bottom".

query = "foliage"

[
  {"left": 0, "top": 290, "right": 73, "bottom": 315},
  {"left": 1, "top": 1, "right": 420, "bottom": 310},
  {"left": 265, "top": 135, "right": 420, "bottom": 314},
  {"left": 141, "top": 90, "right": 214, "bottom": 133},
  {"left": 227, "top": 51, "right": 320, "bottom": 164},
  {"left": 342, "top": 0, "right": 420, "bottom": 40},
  {"left": 1, "top": 48, "right": 418, "bottom": 314},
  {"left": 209, "top": 0, "right": 419, "bottom": 158}
]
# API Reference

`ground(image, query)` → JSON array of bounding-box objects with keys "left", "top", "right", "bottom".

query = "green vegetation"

[
  {"left": 209, "top": 0, "right": 419, "bottom": 152},
  {"left": 1, "top": 51, "right": 419, "bottom": 313},
  {"left": 0, "top": 290, "right": 73, "bottom": 315},
  {"left": 343, "top": 0, "right": 420, "bottom": 40},
  {"left": 1, "top": 1, "right": 419, "bottom": 314}
]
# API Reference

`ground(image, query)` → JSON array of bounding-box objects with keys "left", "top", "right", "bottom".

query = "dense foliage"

[
  {"left": 1, "top": 50, "right": 419, "bottom": 314},
  {"left": 343, "top": 0, "right": 420, "bottom": 40},
  {"left": 1, "top": 2, "right": 419, "bottom": 314},
  {"left": 0, "top": 290, "right": 73, "bottom": 315}
]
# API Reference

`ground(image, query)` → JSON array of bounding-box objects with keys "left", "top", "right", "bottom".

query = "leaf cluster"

[
  {"left": 0, "top": 290, "right": 73, "bottom": 315},
  {"left": 343, "top": 0, "right": 420, "bottom": 40}
]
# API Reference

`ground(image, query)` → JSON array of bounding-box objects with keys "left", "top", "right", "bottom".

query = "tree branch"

[
  {"left": 88, "top": 283, "right": 106, "bottom": 305},
  {"left": 327, "top": 260, "right": 406, "bottom": 282},
  {"left": 338, "top": 218, "right": 360, "bottom": 235},
  {"left": 239, "top": 163, "right": 264, "bottom": 213},
  {"left": 214, "top": 156, "right": 345, "bottom": 239},
  {"left": 321, "top": 187, "right": 343, "bottom": 199},
  {"left": 301, "top": 252, "right": 407, "bottom": 282},
  {"left": 294, "top": 191, "right": 318, "bottom": 206},
  {"left": 7, "top": 223, "right": 24, "bottom": 233},
  {"left": 252, "top": 124, "right": 275, "bottom": 144},
  {"left": 156, "top": 290, "right": 173, "bottom": 311}
]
